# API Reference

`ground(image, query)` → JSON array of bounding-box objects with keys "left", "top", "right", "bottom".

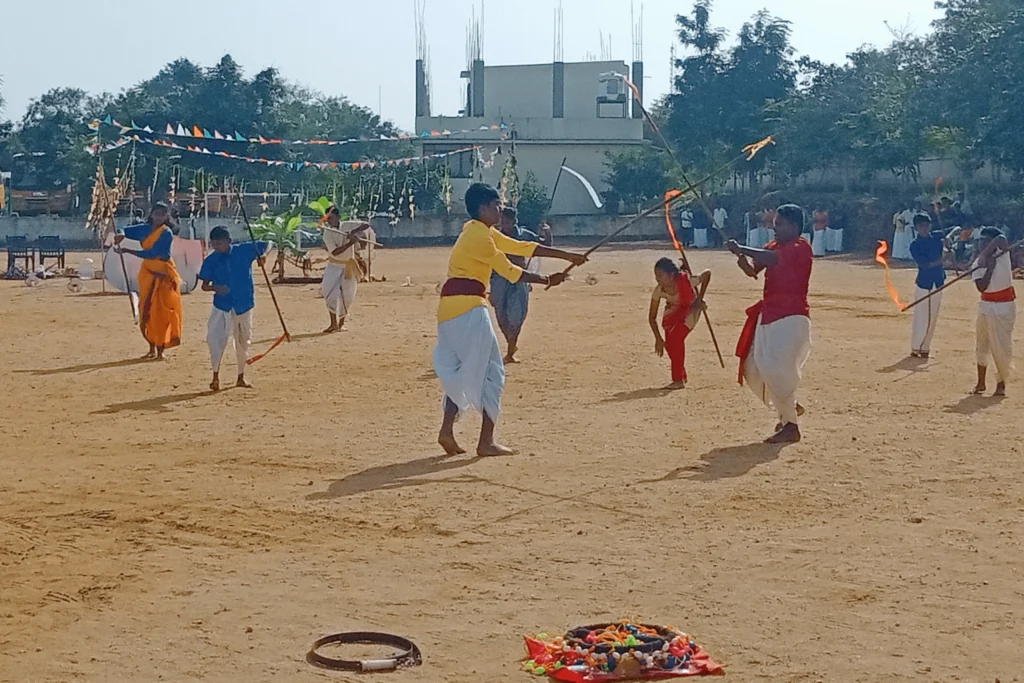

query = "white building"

[{"left": 415, "top": 58, "right": 648, "bottom": 216}]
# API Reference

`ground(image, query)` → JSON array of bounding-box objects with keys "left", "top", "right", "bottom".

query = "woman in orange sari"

[{"left": 114, "top": 203, "right": 183, "bottom": 360}]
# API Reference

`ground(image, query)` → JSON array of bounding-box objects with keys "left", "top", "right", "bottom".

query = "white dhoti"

[
  {"left": 433, "top": 306, "right": 505, "bottom": 422},
  {"left": 321, "top": 263, "right": 358, "bottom": 318},
  {"left": 826, "top": 227, "right": 844, "bottom": 252},
  {"left": 811, "top": 230, "right": 826, "bottom": 257},
  {"left": 207, "top": 308, "right": 253, "bottom": 373},
  {"left": 743, "top": 315, "right": 812, "bottom": 426},
  {"left": 976, "top": 301, "right": 1016, "bottom": 383},
  {"left": 911, "top": 287, "right": 942, "bottom": 355},
  {"left": 692, "top": 228, "right": 709, "bottom": 249}
]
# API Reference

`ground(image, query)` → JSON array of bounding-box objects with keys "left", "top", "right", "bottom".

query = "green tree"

[
  {"left": 602, "top": 146, "right": 673, "bottom": 213},
  {"left": 515, "top": 171, "right": 549, "bottom": 228}
]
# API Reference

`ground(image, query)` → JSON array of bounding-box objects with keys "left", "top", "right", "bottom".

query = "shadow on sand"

[
  {"left": 306, "top": 453, "right": 484, "bottom": 500},
  {"left": 644, "top": 442, "right": 786, "bottom": 483}
]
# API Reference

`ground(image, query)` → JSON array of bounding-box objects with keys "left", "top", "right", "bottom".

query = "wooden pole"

[
  {"left": 543, "top": 156, "right": 568, "bottom": 218},
  {"left": 901, "top": 238, "right": 1024, "bottom": 312},
  {"left": 236, "top": 193, "right": 291, "bottom": 342}
]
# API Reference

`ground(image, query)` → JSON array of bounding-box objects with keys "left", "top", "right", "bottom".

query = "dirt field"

[{"left": 1, "top": 245, "right": 1022, "bottom": 682}]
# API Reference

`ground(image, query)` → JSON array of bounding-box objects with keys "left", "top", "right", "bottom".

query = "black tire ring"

[{"left": 307, "top": 632, "right": 423, "bottom": 672}]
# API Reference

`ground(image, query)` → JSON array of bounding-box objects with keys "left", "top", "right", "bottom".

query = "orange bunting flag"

[
  {"left": 875, "top": 241, "right": 907, "bottom": 311},
  {"left": 742, "top": 136, "right": 775, "bottom": 161},
  {"left": 664, "top": 190, "right": 684, "bottom": 253}
]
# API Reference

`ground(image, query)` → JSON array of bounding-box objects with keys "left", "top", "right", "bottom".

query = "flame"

[
  {"left": 875, "top": 241, "right": 907, "bottom": 311},
  {"left": 664, "top": 190, "right": 684, "bottom": 252},
  {"left": 742, "top": 136, "right": 775, "bottom": 161},
  {"left": 934, "top": 177, "right": 943, "bottom": 201}
]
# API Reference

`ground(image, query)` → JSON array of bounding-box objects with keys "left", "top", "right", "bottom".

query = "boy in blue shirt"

[
  {"left": 198, "top": 226, "right": 268, "bottom": 391},
  {"left": 908, "top": 213, "right": 948, "bottom": 359}
]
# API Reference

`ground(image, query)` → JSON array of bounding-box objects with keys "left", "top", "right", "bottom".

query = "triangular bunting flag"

[
  {"left": 234, "top": 132, "right": 246, "bottom": 142},
  {"left": 166, "top": 124, "right": 175, "bottom": 135},
  {"left": 177, "top": 124, "right": 188, "bottom": 136},
  {"left": 192, "top": 125, "right": 203, "bottom": 138},
  {"left": 203, "top": 129, "right": 213, "bottom": 139},
  {"left": 143, "top": 126, "right": 153, "bottom": 133},
  {"left": 214, "top": 130, "right": 224, "bottom": 140},
  {"left": 103, "top": 115, "right": 113, "bottom": 125}
]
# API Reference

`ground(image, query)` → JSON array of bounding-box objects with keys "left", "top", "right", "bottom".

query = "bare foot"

[
  {"left": 994, "top": 382, "right": 1006, "bottom": 397},
  {"left": 142, "top": 351, "right": 157, "bottom": 360},
  {"left": 796, "top": 403, "right": 806, "bottom": 417},
  {"left": 210, "top": 377, "right": 220, "bottom": 392},
  {"left": 664, "top": 381, "right": 687, "bottom": 391},
  {"left": 438, "top": 433, "right": 466, "bottom": 456},
  {"left": 323, "top": 325, "right": 339, "bottom": 334},
  {"left": 504, "top": 354, "right": 519, "bottom": 364},
  {"left": 971, "top": 385, "right": 986, "bottom": 396},
  {"left": 766, "top": 422, "right": 801, "bottom": 444},
  {"left": 477, "top": 442, "right": 517, "bottom": 457},
  {"left": 236, "top": 376, "right": 253, "bottom": 389}
]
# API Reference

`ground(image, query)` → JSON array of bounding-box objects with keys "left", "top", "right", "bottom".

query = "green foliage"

[
  {"left": 249, "top": 207, "right": 307, "bottom": 278},
  {"left": 602, "top": 147, "right": 673, "bottom": 213},
  {"left": 515, "top": 172, "right": 549, "bottom": 228}
]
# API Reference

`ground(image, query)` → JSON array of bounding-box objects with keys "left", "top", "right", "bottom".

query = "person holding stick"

[
  {"left": 728, "top": 204, "right": 813, "bottom": 444},
  {"left": 320, "top": 206, "right": 371, "bottom": 333},
  {"left": 434, "top": 183, "right": 587, "bottom": 457},
  {"left": 114, "top": 202, "right": 183, "bottom": 360},
  {"left": 971, "top": 227, "right": 1016, "bottom": 397},
  {"left": 908, "top": 213, "right": 947, "bottom": 359},
  {"left": 649, "top": 258, "right": 711, "bottom": 389},
  {"left": 489, "top": 206, "right": 542, "bottom": 363},
  {"left": 198, "top": 226, "right": 268, "bottom": 392}
]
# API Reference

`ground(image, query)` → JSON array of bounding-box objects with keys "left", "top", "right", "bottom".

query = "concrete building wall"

[
  {"left": 422, "top": 139, "right": 645, "bottom": 216},
  {"left": 480, "top": 61, "right": 629, "bottom": 121},
  {"left": 2, "top": 213, "right": 672, "bottom": 249},
  {"left": 417, "top": 116, "right": 643, "bottom": 142},
  {"left": 483, "top": 64, "right": 553, "bottom": 119},
  {"left": 563, "top": 61, "right": 629, "bottom": 119}
]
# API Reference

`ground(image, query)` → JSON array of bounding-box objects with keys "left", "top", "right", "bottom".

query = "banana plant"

[{"left": 249, "top": 207, "right": 306, "bottom": 280}]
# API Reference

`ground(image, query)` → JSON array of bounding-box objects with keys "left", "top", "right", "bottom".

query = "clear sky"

[{"left": 1, "top": 0, "right": 940, "bottom": 131}]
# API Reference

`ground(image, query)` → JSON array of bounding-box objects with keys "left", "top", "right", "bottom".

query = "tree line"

[{"left": 604, "top": 0, "right": 1024, "bottom": 211}]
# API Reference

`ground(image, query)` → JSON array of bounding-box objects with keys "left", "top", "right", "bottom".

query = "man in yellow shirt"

[{"left": 434, "top": 183, "right": 587, "bottom": 457}]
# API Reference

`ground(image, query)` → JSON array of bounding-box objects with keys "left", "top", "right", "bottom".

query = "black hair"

[
  {"left": 501, "top": 206, "right": 517, "bottom": 220},
  {"left": 326, "top": 205, "right": 340, "bottom": 218},
  {"left": 980, "top": 227, "right": 1003, "bottom": 240},
  {"left": 775, "top": 204, "right": 804, "bottom": 230},
  {"left": 912, "top": 212, "right": 932, "bottom": 226},
  {"left": 150, "top": 202, "right": 168, "bottom": 215},
  {"left": 464, "top": 183, "right": 500, "bottom": 219},
  {"left": 654, "top": 257, "right": 680, "bottom": 277},
  {"left": 210, "top": 226, "right": 231, "bottom": 241}
]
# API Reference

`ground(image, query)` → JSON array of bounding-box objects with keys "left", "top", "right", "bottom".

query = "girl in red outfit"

[{"left": 649, "top": 258, "right": 711, "bottom": 389}]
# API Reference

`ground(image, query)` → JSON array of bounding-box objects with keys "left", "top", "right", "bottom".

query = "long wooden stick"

[
  {"left": 544, "top": 157, "right": 568, "bottom": 217},
  {"left": 629, "top": 81, "right": 731, "bottom": 368},
  {"left": 236, "top": 193, "right": 291, "bottom": 341},
  {"left": 901, "top": 238, "right": 1024, "bottom": 312}
]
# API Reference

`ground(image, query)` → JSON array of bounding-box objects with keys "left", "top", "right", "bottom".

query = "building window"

[{"left": 425, "top": 145, "right": 475, "bottom": 178}]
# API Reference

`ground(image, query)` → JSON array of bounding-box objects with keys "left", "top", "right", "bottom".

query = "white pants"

[
  {"left": 977, "top": 301, "right": 1016, "bottom": 383},
  {"left": 433, "top": 307, "right": 505, "bottom": 422},
  {"left": 207, "top": 308, "right": 253, "bottom": 374},
  {"left": 911, "top": 288, "right": 942, "bottom": 354},
  {"left": 693, "top": 228, "right": 708, "bottom": 249},
  {"left": 812, "top": 230, "right": 827, "bottom": 257},
  {"left": 322, "top": 264, "right": 358, "bottom": 318},
  {"left": 826, "top": 227, "right": 843, "bottom": 252},
  {"left": 743, "top": 315, "right": 812, "bottom": 426}
]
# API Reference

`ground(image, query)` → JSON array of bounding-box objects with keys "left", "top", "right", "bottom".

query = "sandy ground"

[{"left": 1, "top": 244, "right": 1022, "bottom": 683}]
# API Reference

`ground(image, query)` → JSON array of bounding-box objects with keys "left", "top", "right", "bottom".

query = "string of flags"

[
  {"left": 89, "top": 115, "right": 509, "bottom": 146},
  {"left": 84, "top": 133, "right": 478, "bottom": 172}
]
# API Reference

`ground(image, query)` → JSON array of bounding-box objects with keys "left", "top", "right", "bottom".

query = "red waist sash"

[
  {"left": 982, "top": 287, "right": 1016, "bottom": 303},
  {"left": 440, "top": 278, "right": 486, "bottom": 298}
]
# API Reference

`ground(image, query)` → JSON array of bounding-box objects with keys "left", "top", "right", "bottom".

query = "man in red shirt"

[{"left": 727, "top": 204, "right": 813, "bottom": 444}]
